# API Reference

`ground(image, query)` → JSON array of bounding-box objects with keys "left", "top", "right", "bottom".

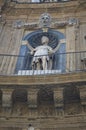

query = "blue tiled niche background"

[{"left": 15, "top": 29, "right": 66, "bottom": 73}]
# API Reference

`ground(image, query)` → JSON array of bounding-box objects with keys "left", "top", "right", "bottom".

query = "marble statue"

[
  {"left": 23, "top": 35, "right": 63, "bottom": 71},
  {"left": 31, "top": 36, "right": 54, "bottom": 70}
]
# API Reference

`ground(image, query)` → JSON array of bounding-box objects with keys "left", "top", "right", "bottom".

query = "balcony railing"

[
  {"left": 11, "top": 0, "right": 71, "bottom": 4},
  {"left": 0, "top": 51, "right": 86, "bottom": 76}
]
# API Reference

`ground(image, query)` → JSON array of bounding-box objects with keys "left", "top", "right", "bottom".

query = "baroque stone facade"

[{"left": 0, "top": 0, "right": 86, "bottom": 130}]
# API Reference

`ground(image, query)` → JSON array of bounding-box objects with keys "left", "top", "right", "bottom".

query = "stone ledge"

[
  {"left": 0, "top": 115, "right": 86, "bottom": 128},
  {"left": 0, "top": 71, "right": 86, "bottom": 86},
  {"left": 14, "top": 1, "right": 78, "bottom": 9}
]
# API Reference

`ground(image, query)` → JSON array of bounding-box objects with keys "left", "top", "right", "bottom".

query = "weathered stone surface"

[
  {"left": 0, "top": 0, "right": 86, "bottom": 130},
  {"left": 0, "top": 72, "right": 86, "bottom": 86}
]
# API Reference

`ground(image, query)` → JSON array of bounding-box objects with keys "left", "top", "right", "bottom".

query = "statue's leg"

[
  {"left": 32, "top": 62, "right": 35, "bottom": 70},
  {"left": 42, "top": 56, "right": 47, "bottom": 70},
  {"left": 39, "top": 59, "right": 43, "bottom": 70},
  {"left": 48, "top": 58, "right": 52, "bottom": 70},
  {"left": 36, "top": 61, "right": 41, "bottom": 70}
]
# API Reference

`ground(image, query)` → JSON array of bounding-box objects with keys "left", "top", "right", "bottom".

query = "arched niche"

[
  {"left": 37, "top": 87, "right": 55, "bottom": 116},
  {"left": 63, "top": 86, "right": 81, "bottom": 115},
  {"left": 12, "top": 89, "right": 28, "bottom": 115},
  {"left": 15, "top": 29, "right": 66, "bottom": 73}
]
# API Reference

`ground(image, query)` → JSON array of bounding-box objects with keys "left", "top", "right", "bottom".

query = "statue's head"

[{"left": 41, "top": 36, "right": 49, "bottom": 44}]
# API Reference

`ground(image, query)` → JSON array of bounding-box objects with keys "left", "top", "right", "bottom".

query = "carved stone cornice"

[
  {"left": 13, "top": 1, "right": 79, "bottom": 9},
  {"left": 1, "top": 0, "right": 86, "bottom": 18},
  {"left": 2, "top": 1, "right": 80, "bottom": 16},
  {"left": 0, "top": 72, "right": 86, "bottom": 87},
  {"left": 11, "top": 11, "right": 79, "bottom": 30}
]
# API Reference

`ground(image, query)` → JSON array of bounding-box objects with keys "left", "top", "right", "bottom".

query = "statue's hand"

[
  {"left": 30, "top": 49, "right": 35, "bottom": 55},
  {"left": 48, "top": 50, "right": 54, "bottom": 54},
  {"left": 30, "top": 51, "right": 34, "bottom": 55}
]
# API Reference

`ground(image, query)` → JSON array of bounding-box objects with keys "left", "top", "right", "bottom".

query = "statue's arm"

[
  {"left": 30, "top": 48, "right": 36, "bottom": 55},
  {"left": 48, "top": 46, "right": 54, "bottom": 54},
  {"left": 53, "top": 39, "right": 66, "bottom": 53},
  {"left": 53, "top": 43, "right": 61, "bottom": 53}
]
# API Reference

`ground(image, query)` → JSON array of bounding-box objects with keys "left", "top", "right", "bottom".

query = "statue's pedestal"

[{"left": 18, "top": 70, "right": 61, "bottom": 75}]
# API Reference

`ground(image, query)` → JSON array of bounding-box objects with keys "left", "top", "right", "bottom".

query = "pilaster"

[
  {"left": 27, "top": 89, "right": 38, "bottom": 108},
  {"left": 66, "top": 25, "right": 76, "bottom": 72},
  {"left": 54, "top": 88, "right": 64, "bottom": 116},
  {"left": 79, "top": 86, "right": 86, "bottom": 112},
  {"left": 1, "top": 89, "right": 13, "bottom": 108}
]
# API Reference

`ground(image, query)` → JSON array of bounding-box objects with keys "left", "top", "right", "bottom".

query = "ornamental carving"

[{"left": 12, "top": 13, "right": 79, "bottom": 30}]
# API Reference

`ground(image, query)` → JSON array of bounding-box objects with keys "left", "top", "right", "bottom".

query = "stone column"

[
  {"left": 1, "top": 89, "right": 13, "bottom": 108},
  {"left": 54, "top": 88, "right": 64, "bottom": 116}
]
